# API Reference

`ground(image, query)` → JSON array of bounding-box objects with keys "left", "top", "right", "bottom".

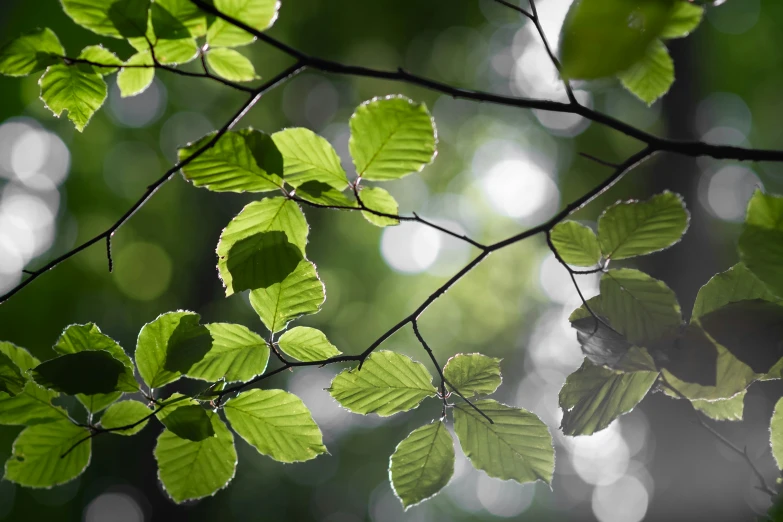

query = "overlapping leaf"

[
  {"left": 442, "top": 353, "right": 502, "bottom": 397},
  {"left": 185, "top": 323, "right": 269, "bottom": 382},
  {"left": 0, "top": 28, "right": 64, "bottom": 77},
  {"left": 738, "top": 190, "right": 783, "bottom": 298},
  {"left": 249, "top": 260, "right": 325, "bottom": 333},
  {"left": 61, "top": 0, "right": 151, "bottom": 39},
  {"left": 157, "top": 403, "right": 214, "bottom": 442},
  {"left": 100, "top": 400, "right": 152, "bottom": 435},
  {"left": 691, "top": 391, "right": 745, "bottom": 422},
  {"left": 151, "top": 0, "right": 208, "bottom": 39},
  {"left": 360, "top": 186, "right": 399, "bottom": 227},
  {"left": 207, "top": 0, "right": 280, "bottom": 47},
  {"left": 272, "top": 128, "right": 349, "bottom": 189},
  {"left": 32, "top": 351, "right": 130, "bottom": 396}
]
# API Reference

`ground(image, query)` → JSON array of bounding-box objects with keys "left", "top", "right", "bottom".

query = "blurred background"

[{"left": 1, "top": 0, "right": 783, "bottom": 520}]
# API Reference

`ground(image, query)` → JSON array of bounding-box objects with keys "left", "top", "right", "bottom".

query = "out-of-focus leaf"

[
  {"left": 618, "top": 40, "right": 674, "bottom": 105},
  {"left": 206, "top": 47, "right": 258, "bottom": 82},
  {"left": 739, "top": 190, "right": 783, "bottom": 298},
  {"left": 660, "top": 2, "right": 704, "bottom": 39}
]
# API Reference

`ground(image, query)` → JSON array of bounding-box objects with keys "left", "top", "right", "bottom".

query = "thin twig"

[
  {"left": 579, "top": 151, "right": 621, "bottom": 169},
  {"left": 105, "top": 235, "right": 113, "bottom": 273}
]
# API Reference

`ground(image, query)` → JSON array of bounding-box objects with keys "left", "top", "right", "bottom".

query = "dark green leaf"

[
  {"left": 158, "top": 404, "right": 215, "bottom": 442},
  {"left": 390, "top": 421, "right": 454, "bottom": 509},
  {"left": 0, "top": 28, "right": 64, "bottom": 77},
  {"left": 40, "top": 63, "right": 106, "bottom": 131},
  {"left": 61, "top": 0, "right": 151, "bottom": 38},
  {"left": 295, "top": 181, "right": 356, "bottom": 207},
  {"left": 32, "top": 351, "right": 129, "bottom": 396},
  {"left": 660, "top": 2, "right": 704, "bottom": 39},
  {"left": 151, "top": 0, "right": 208, "bottom": 39},
  {"left": 442, "top": 353, "right": 502, "bottom": 397}
]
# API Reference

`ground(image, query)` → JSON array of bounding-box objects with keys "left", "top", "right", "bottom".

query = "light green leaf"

[
  {"left": 597, "top": 191, "right": 689, "bottom": 260},
  {"left": 130, "top": 37, "right": 199, "bottom": 64},
  {"left": 32, "top": 351, "right": 131, "bottom": 396},
  {"left": 559, "top": 0, "right": 675, "bottom": 80},
  {"left": 327, "top": 351, "right": 437, "bottom": 416},
  {"left": 205, "top": 47, "right": 258, "bottom": 82},
  {"left": 0, "top": 28, "right": 64, "bottom": 77},
  {"left": 739, "top": 190, "right": 783, "bottom": 298},
  {"left": 349, "top": 96, "right": 437, "bottom": 181},
  {"left": 442, "top": 353, "right": 502, "bottom": 397},
  {"left": 660, "top": 2, "right": 704, "bottom": 39},
  {"left": 39, "top": 63, "right": 106, "bottom": 131},
  {"left": 550, "top": 221, "right": 602, "bottom": 267},
  {"left": 277, "top": 326, "right": 341, "bottom": 362},
  {"left": 0, "top": 342, "right": 40, "bottom": 374},
  {"left": 772, "top": 397, "right": 783, "bottom": 469},
  {"left": 155, "top": 408, "right": 236, "bottom": 503},
  {"left": 100, "top": 400, "right": 151, "bottom": 435},
  {"left": 135, "top": 311, "right": 212, "bottom": 389},
  {"left": 78, "top": 45, "right": 122, "bottom": 75},
  {"left": 185, "top": 323, "right": 269, "bottom": 382},
  {"left": 179, "top": 129, "right": 283, "bottom": 193},
  {"left": 117, "top": 51, "right": 154, "bottom": 97},
  {"left": 249, "top": 259, "right": 325, "bottom": 333},
  {"left": 360, "top": 186, "right": 399, "bottom": 227},
  {"left": 272, "top": 128, "right": 349, "bottom": 189},
  {"left": 0, "top": 382, "right": 66, "bottom": 426},
  {"left": 158, "top": 404, "right": 215, "bottom": 442},
  {"left": 559, "top": 359, "right": 658, "bottom": 436},
  {"left": 692, "top": 263, "right": 780, "bottom": 320},
  {"left": 618, "top": 40, "right": 674, "bottom": 105},
  {"left": 60, "top": 0, "right": 151, "bottom": 39},
  {"left": 453, "top": 399, "right": 554, "bottom": 485},
  {"left": 0, "top": 352, "right": 25, "bottom": 396},
  {"left": 152, "top": 0, "right": 208, "bottom": 38},
  {"left": 691, "top": 391, "right": 745, "bottom": 422},
  {"left": 224, "top": 389, "right": 327, "bottom": 463},
  {"left": 207, "top": 0, "right": 280, "bottom": 47},
  {"left": 390, "top": 421, "right": 454, "bottom": 509},
  {"left": 4, "top": 420, "right": 91, "bottom": 488}
]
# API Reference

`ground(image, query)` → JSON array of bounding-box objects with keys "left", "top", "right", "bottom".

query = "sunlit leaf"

[
  {"left": 738, "top": 190, "right": 783, "bottom": 298},
  {"left": 277, "top": 326, "right": 341, "bottom": 362},
  {"left": 442, "top": 353, "right": 502, "bottom": 397},
  {"left": 660, "top": 2, "right": 704, "bottom": 39},
  {"left": 272, "top": 128, "right": 349, "bottom": 189},
  {"left": 61, "top": 0, "right": 151, "bottom": 39},
  {"left": 78, "top": 45, "right": 122, "bottom": 75},
  {"left": 360, "top": 186, "right": 399, "bottom": 227},
  {"left": 549, "top": 221, "right": 602, "bottom": 267},
  {"left": 39, "top": 63, "right": 106, "bottom": 131},
  {"left": 390, "top": 421, "right": 454, "bottom": 509},
  {"left": 0, "top": 28, "right": 64, "bottom": 77},
  {"left": 206, "top": 47, "right": 258, "bottom": 82},
  {"left": 691, "top": 391, "right": 745, "bottom": 422},
  {"left": 249, "top": 260, "right": 325, "bottom": 333},
  {"left": 618, "top": 40, "right": 674, "bottom": 105},
  {"left": 207, "top": 0, "right": 280, "bottom": 47},
  {"left": 692, "top": 263, "right": 780, "bottom": 320},
  {"left": 151, "top": 0, "right": 208, "bottom": 38},
  {"left": 157, "top": 404, "right": 215, "bottom": 442},
  {"left": 0, "top": 342, "right": 40, "bottom": 374},
  {"left": 185, "top": 323, "right": 269, "bottom": 382},
  {"left": 116, "top": 51, "right": 154, "bottom": 97},
  {"left": 99, "top": 400, "right": 151, "bottom": 435}
]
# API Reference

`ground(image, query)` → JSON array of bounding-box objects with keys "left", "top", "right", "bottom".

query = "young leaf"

[
  {"left": 618, "top": 40, "right": 674, "bottom": 106},
  {"left": 360, "top": 187, "right": 399, "bottom": 227},
  {"left": 597, "top": 191, "right": 689, "bottom": 260},
  {"left": 224, "top": 389, "right": 327, "bottom": 463},
  {"left": 185, "top": 323, "right": 269, "bottom": 382},
  {"left": 327, "top": 351, "right": 437, "bottom": 416},
  {"left": 158, "top": 404, "right": 215, "bottom": 442},
  {"left": 442, "top": 353, "right": 502, "bottom": 397},
  {"left": 4, "top": 420, "right": 91, "bottom": 488},
  {"left": 277, "top": 327, "right": 341, "bottom": 362},
  {"left": 692, "top": 263, "right": 780, "bottom": 320},
  {"left": 453, "top": 400, "right": 554, "bottom": 485},
  {"left": 205, "top": 47, "right": 258, "bottom": 82},
  {"left": 738, "top": 190, "right": 783, "bottom": 298},
  {"left": 61, "top": 0, "right": 151, "bottom": 39},
  {"left": 39, "top": 63, "right": 107, "bottom": 131},
  {"left": 272, "top": 128, "right": 350, "bottom": 189},
  {"left": 151, "top": 0, "right": 208, "bottom": 39},
  {"left": 549, "top": 221, "right": 602, "bottom": 267},
  {"left": 249, "top": 260, "right": 325, "bottom": 333},
  {"left": 100, "top": 400, "right": 152, "bottom": 435},
  {"left": 179, "top": 129, "right": 283, "bottom": 193},
  {"left": 389, "top": 421, "right": 455, "bottom": 509},
  {"left": 0, "top": 28, "right": 64, "bottom": 77},
  {"left": 0, "top": 382, "right": 66, "bottom": 426},
  {"left": 660, "top": 2, "right": 704, "bottom": 39},
  {"left": 117, "top": 51, "right": 154, "bottom": 97},
  {"left": 207, "top": 0, "right": 280, "bottom": 47},
  {"left": 155, "top": 409, "right": 237, "bottom": 503},
  {"left": 32, "top": 351, "right": 130, "bottom": 396},
  {"left": 772, "top": 398, "right": 783, "bottom": 470},
  {"left": 559, "top": 359, "right": 658, "bottom": 436},
  {"left": 691, "top": 391, "right": 745, "bottom": 422},
  {"left": 78, "top": 45, "right": 122, "bottom": 75},
  {"left": 0, "top": 352, "right": 25, "bottom": 396},
  {"left": 349, "top": 96, "right": 437, "bottom": 181}
]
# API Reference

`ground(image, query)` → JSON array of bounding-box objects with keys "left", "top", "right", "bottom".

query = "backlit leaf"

[
  {"left": 100, "top": 400, "right": 151, "bottom": 435},
  {"left": 442, "top": 353, "right": 502, "bottom": 397},
  {"left": 249, "top": 260, "right": 325, "bottom": 333},
  {"left": 206, "top": 47, "right": 258, "bottom": 82},
  {"left": 151, "top": 0, "right": 208, "bottom": 38},
  {"left": 771, "top": 398, "right": 783, "bottom": 469},
  {"left": 207, "top": 0, "right": 280, "bottom": 47},
  {"left": 390, "top": 421, "right": 454, "bottom": 509},
  {"left": 185, "top": 323, "right": 269, "bottom": 382},
  {"left": 78, "top": 45, "right": 122, "bottom": 75},
  {"left": 39, "top": 63, "right": 106, "bottom": 131},
  {"left": 157, "top": 404, "right": 215, "bottom": 442},
  {"left": 360, "top": 186, "right": 399, "bottom": 227},
  {"left": 549, "top": 221, "right": 602, "bottom": 267},
  {"left": 691, "top": 391, "right": 745, "bottom": 422},
  {"left": 61, "top": 0, "right": 151, "bottom": 39},
  {"left": 660, "top": 2, "right": 704, "bottom": 39},
  {"left": 272, "top": 128, "right": 349, "bottom": 189},
  {"left": 116, "top": 51, "right": 154, "bottom": 97},
  {"left": 277, "top": 326, "right": 341, "bottom": 362},
  {"left": 618, "top": 40, "right": 674, "bottom": 105},
  {"left": 0, "top": 28, "right": 64, "bottom": 77}
]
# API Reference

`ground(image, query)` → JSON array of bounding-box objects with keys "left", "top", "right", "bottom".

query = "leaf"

[
  {"left": 559, "top": 359, "right": 658, "bottom": 436},
  {"left": 295, "top": 181, "right": 356, "bottom": 207},
  {"left": 60, "top": 0, "right": 151, "bottom": 39},
  {"left": 129, "top": 37, "right": 199, "bottom": 64},
  {"left": 224, "top": 389, "right": 327, "bottom": 463},
  {"left": 0, "top": 352, "right": 25, "bottom": 396},
  {"left": 272, "top": 128, "right": 349, "bottom": 190},
  {"left": 739, "top": 190, "right": 783, "bottom": 298},
  {"left": 39, "top": 63, "right": 106, "bottom": 131},
  {"left": 618, "top": 40, "right": 674, "bottom": 105},
  {"left": 772, "top": 398, "right": 783, "bottom": 470},
  {"left": 99, "top": 400, "right": 151, "bottom": 435},
  {"left": 360, "top": 187, "right": 399, "bottom": 227},
  {"left": 207, "top": 0, "right": 280, "bottom": 48},
  {"left": 216, "top": 197, "right": 309, "bottom": 296},
  {"left": 0, "top": 341, "right": 40, "bottom": 373},
  {"left": 179, "top": 129, "right": 283, "bottom": 193},
  {"left": 135, "top": 311, "right": 213, "bottom": 389},
  {"left": 0, "top": 382, "right": 66, "bottom": 426},
  {"left": 185, "top": 323, "right": 269, "bottom": 382},
  {"left": 559, "top": 0, "right": 675, "bottom": 80},
  {"left": 650, "top": 324, "right": 718, "bottom": 387},
  {"left": 155, "top": 408, "right": 236, "bottom": 503},
  {"left": 158, "top": 404, "right": 215, "bottom": 442},
  {"left": 549, "top": 221, "right": 602, "bottom": 267},
  {"left": 32, "top": 351, "right": 130, "bottom": 396},
  {"left": 151, "top": 0, "right": 208, "bottom": 39},
  {"left": 277, "top": 326, "right": 341, "bottom": 362},
  {"left": 349, "top": 96, "right": 437, "bottom": 181},
  {"left": 205, "top": 47, "right": 258, "bottom": 82},
  {"left": 660, "top": 2, "right": 704, "bottom": 39},
  {"left": 5, "top": 420, "right": 91, "bottom": 488},
  {"left": 116, "top": 51, "right": 154, "bottom": 97},
  {"left": 442, "top": 353, "right": 502, "bottom": 397},
  {"left": 327, "top": 351, "right": 437, "bottom": 416},
  {"left": 249, "top": 259, "right": 325, "bottom": 333},
  {"left": 691, "top": 391, "right": 745, "bottom": 422},
  {"left": 692, "top": 263, "right": 780, "bottom": 320},
  {"left": 389, "top": 421, "right": 455, "bottom": 509},
  {"left": 78, "top": 45, "right": 122, "bottom": 75},
  {"left": 0, "top": 28, "right": 64, "bottom": 77},
  {"left": 597, "top": 191, "right": 689, "bottom": 260},
  {"left": 453, "top": 399, "right": 554, "bottom": 485}
]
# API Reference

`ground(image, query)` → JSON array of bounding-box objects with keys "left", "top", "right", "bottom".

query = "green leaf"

[
  {"left": 205, "top": 47, "right": 258, "bottom": 82},
  {"left": 155, "top": 408, "right": 236, "bottom": 503},
  {"left": 327, "top": 351, "right": 437, "bottom": 416},
  {"left": 185, "top": 323, "right": 269, "bottom": 382},
  {"left": 99, "top": 400, "right": 151, "bottom": 435},
  {"left": 4, "top": 420, "right": 91, "bottom": 488},
  {"left": 249, "top": 260, "right": 325, "bottom": 333},
  {"left": 390, "top": 421, "right": 455, "bottom": 509},
  {"left": 116, "top": 51, "right": 154, "bottom": 97},
  {"left": 151, "top": 0, "right": 208, "bottom": 38},
  {"left": 224, "top": 389, "right": 327, "bottom": 463},
  {"left": 442, "top": 353, "right": 502, "bottom": 397},
  {"left": 272, "top": 128, "right": 349, "bottom": 190},
  {"left": 0, "top": 352, "right": 25, "bottom": 396},
  {"left": 60, "top": 0, "right": 151, "bottom": 38},
  {"left": 549, "top": 221, "right": 602, "bottom": 267},
  {"left": 661, "top": 343, "right": 755, "bottom": 401},
  {"left": 349, "top": 96, "right": 437, "bottom": 181},
  {"left": 0, "top": 382, "right": 66, "bottom": 426},
  {"left": 360, "top": 187, "right": 399, "bottom": 227},
  {"left": 277, "top": 326, "right": 341, "bottom": 362},
  {"left": 207, "top": 0, "right": 280, "bottom": 47},
  {"left": 692, "top": 263, "right": 780, "bottom": 320},
  {"left": 772, "top": 397, "right": 783, "bottom": 469},
  {"left": 453, "top": 399, "right": 554, "bottom": 485},
  {"left": 32, "top": 351, "right": 130, "bottom": 396},
  {"left": 660, "top": 2, "right": 704, "bottom": 39},
  {"left": 135, "top": 311, "right": 212, "bottom": 389},
  {"left": 739, "top": 190, "right": 783, "bottom": 298},
  {"left": 179, "top": 129, "right": 283, "bottom": 193},
  {"left": 131, "top": 37, "right": 199, "bottom": 64},
  {"left": 39, "top": 63, "right": 107, "bottom": 131},
  {"left": 618, "top": 40, "right": 674, "bottom": 105},
  {"left": 0, "top": 28, "right": 64, "bottom": 77},
  {"left": 559, "top": 0, "right": 675, "bottom": 80},
  {"left": 78, "top": 45, "right": 122, "bottom": 75},
  {"left": 295, "top": 181, "right": 356, "bottom": 207},
  {"left": 0, "top": 342, "right": 40, "bottom": 373},
  {"left": 597, "top": 191, "right": 689, "bottom": 260},
  {"left": 559, "top": 359, "right": 658, "bottom": 436},
  {"left": 158, "top": 404, "right": 215, "bottom": 442},
  {"left": 691, "top": 391, "right": 745, "bottom": 422}
]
